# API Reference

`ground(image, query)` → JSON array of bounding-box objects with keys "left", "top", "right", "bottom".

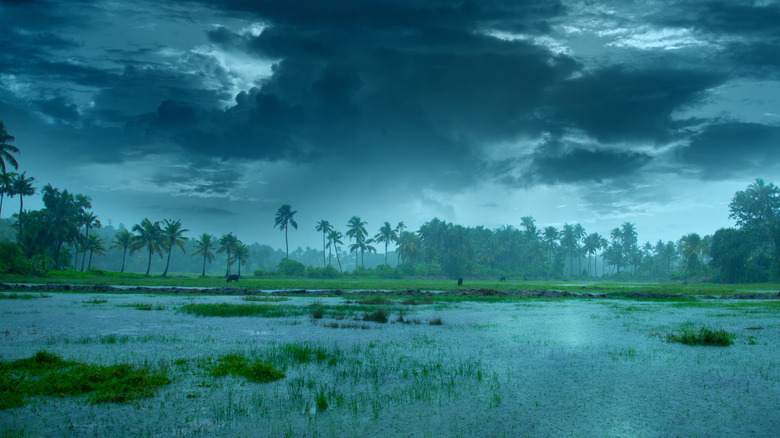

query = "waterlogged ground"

[{"left": 1, "top": 292, "right": 779, "bottom": 437}]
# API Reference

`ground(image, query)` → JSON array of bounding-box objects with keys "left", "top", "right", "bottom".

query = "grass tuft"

[
  {"left": 666, "top": 326, "right": 734, "bottom": 346},
  {"left": 180, "top": 303, "right": 294, "bottom": 317},
  {"left": 363, "top": 309, "right": 388, "bottom": 323},
  {"left": 210, "top": 354, "right": 285, "bottom": 383},
  {"left": 240, "top": 296, "right": 288, "bottom": 302},
  {"left": 0, "top": 293, "right": 50, "bottom": 300}
]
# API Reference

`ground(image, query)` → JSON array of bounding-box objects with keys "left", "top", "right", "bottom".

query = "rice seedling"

[
  {"left": 0, "top": 350, "right": 170, "bottom": 409},
  {"left": 666, "top": 326, "right": 734, "bottom": 346},
  {"left": 180, "top": 303, "right": 298, "bottom": 317},
  {"left": 363, "top": 309, "right": 388, "bottom": 323}
]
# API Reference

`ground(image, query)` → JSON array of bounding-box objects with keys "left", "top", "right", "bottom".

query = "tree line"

[{"left": 0, "top": 121, "right": 777, "bottom": 282}]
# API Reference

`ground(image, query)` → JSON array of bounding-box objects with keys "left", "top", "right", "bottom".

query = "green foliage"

[
  {"left": 0, "top": 240, "right": 31, "bottom": 275},
  {"left": 305, "top": 265, "right": 340, "bottom": 279},
  {"left": 280, "top": 342, "right": 340, "bottom": 365},
  {"left": 666, "top": 326, "right": 734, "bottom": 346},
  {"left": 363, "top": 309, "right": 388, "bottom": 323},
  {"left": 210, "top": 354, "right": 285, "bottom": 383},
  {"left": 374, "top": 264, "right": 401, "bottom": 279},
  {"left": 0, "top": 350, "right": 169, "bottom": 409},
  {"left": 180, "top": 303, "right": 296, "bottom": 317},
  {"left": 0, "top": 293, "right": 49, "bottom": 299},
  {"left": 277, "top": 258, "right": 305, "bottom": 276}
]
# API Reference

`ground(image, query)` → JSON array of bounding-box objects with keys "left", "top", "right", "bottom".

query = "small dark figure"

[
  {"left": 523, "top": 275, "right": 528, "bottom": 281},
  {"left": 226, "top": 274, "right": 240, "bottom": 283},
  {"left": 457, "top": 278, "right": 463, "bottom": 286},
  {"left": 500, "top": 276, "right": 506, "bottom": 281}
]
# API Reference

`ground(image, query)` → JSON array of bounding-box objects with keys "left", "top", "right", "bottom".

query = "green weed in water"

[
  {"left": 210, "top": 354, "right": 285, "bottom": 383},
  {"left": 0, "top": 293, "right": 50, "bottom": 300},
  {"left": 666, "top": 326, "right": 734, "bottom": 346}
]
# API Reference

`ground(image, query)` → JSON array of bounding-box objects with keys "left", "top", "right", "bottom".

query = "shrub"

[
  {"left": 375, "top": 264, "right": 401, "bottom": 279},
  {"left": 666, "top": 326, "right": 734, "bottom": 346},
  {"left": 277, "top": 258, "right": 305, "bottom": 277},
  {"left": 0, "top": 240, "right": 32, "bottom": 275},
  {"left": 306, "top": 265, "right": 341, "bottom": 279},
  {"left": 363, "top": 309, "right": 388, "bottom": 323}
]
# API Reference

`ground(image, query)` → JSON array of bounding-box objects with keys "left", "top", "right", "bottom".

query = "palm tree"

[
  {"left": 111, "top": 229, "right": 134, "bottom": 273},
  {"left": 315, "top": 220, "right": 332, "bottom": 267},
  {"left": 326, "top": 229, "right": 344, "bottom": 272},
  {"left": 0, "top": 122, "right": 20, "bottom": 173},
  {"left": 0, "top": 171, "right": 14, "bottom": 217},
  {"left": 346, "top": 216, "right": 367, "bottom": 270},
  {"left": 84, "top": 234, "right": 105, "bottom": 271},
  {"left": 572, "top": 224, "right": 586, "bottom": 277},
  {"left": 274, "top": 204, "right": 298, "bottom": 258},
  {"left": 79, "top": 211, "right": 100, "bottom": 271},
  {"left": 235, "top": 243, "right": 250, "bottom": 277},
  {"left": 132, "top": 218, "right": 164, "bottom": 275},
  {"left": 161, "top": 219, "right": 188, "bottom": 277},
  {"left": 395, "top": 221, "right": 406, "bottom": 266},
  {"left": 218, "top": 232, "right": 239, "bottom": 276},
  {"left": 621, "top": 222, "right": 639, "bottom": 276},
  {"left": 41, "top": 185, "right": 80, "bottom": 267},
  {"left": 192, "top": 233, "right": 216, "bottom": 277},
  {"left": 396, "top": 231, "right": 420, "bottom": 265},
  {"left": 374, "top": 221, "right": 398, "bottom": 265},
  {"left": 9, "top": 172, "right": 35, "bottom": 237},
  {"left": 543, "top": 226, "right": 559, "bottom": 278},
  {"left": 583, "top": 233, "right": 602, "bottom": 277}
]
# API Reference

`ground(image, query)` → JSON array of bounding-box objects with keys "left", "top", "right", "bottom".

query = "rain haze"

[{"left": 2, "top": 0, "right": 780, "bottom": 252}]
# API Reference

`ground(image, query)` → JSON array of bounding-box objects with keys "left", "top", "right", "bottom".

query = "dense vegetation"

[{"left": 0, "top": 121, "right": 778, "bottom": 283}]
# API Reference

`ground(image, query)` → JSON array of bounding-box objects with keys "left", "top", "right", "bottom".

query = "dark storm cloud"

[
  {"left": 680, "top": 122, "right": 780, "bottom": 179},
  {"left": 33, "top": 96, "right": 80, "bottom": 122},
  {"left": 546, "top": 66, "right": 725, "bottom": 144}
]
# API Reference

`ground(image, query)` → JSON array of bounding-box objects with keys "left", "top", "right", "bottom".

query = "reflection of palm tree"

[
  {"left": 132, "top": 218, "right": 163, "bottom": 275},
  {"left": 274, "top": 205, "right": 297, "bottom": 258},
  {"left": 10, "top": 172, "right": 35, "bottom": 237},
  {"left": 374, "top": 221, "right": 398, "bottom": 265},
  {"left": 192, "top": 233, "right": 216, "bottom": 277},
  {"left": 111, "top": 229, "right": 133, "bottom": 273},
  {"left": 161, "top": 219, "right": 188, "bottom": 277},
  {"left": 326, "top": 230, "right": 343, "bottom": 272},
  {"left": 0, "top": 122, "right": 20, "bottom": 173},
  {"left": 315, "top": 220, "right": 332, "bottom": 267}
]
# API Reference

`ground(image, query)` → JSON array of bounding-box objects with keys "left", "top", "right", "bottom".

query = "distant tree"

[
  {"left": 621, "top": 222, "right": 639, "bottom": 276},
  {"left": 235, "top": 243, "right": 250, "bottom": 277},
  {"left": 111, "top": 229, "right": 134, "bottom": 273},
  {"left": 729, "top": 178, "right": 780, "bottom": 263},
  {"left": 583, "top": 232, "right": 603, "bottom": 277},
  {"left": 374, "top": 221, "right": 398, "bottom": 265},
  {"left": 396, "top": 231, "right": 420, "bottom": 265},
  {"left": 161, "top": 219, "right": 188, "bottom": 277},
  {"left": 132, "top": 218, "right": 164, "bottom": 275},
  {"left": 326, "top": 229, "right": 344, "bottom": 272},
  {"left": 710, "top": 228, "right": 753, "bottom": 283},
  {"left": 678, "top": 233, "right": 706, "bottom": 275},
  {"left": 0, "top": 122, "right": 20, "bottom": 173},
  {"left": 543, "top": 226, "right": 559, "bottom": 277},
  {"left": 346, "top": 216, "right": 368, "bottom": 270},
  {"left": 84, "top": 234, "right": 105, "bottom": 270},
  {"left": 218, "top": 232, "right": 239, "bottom": 276},
  {"left": 79, "top": 211, "right": 100, "bottom": 271},
  {"left": 192, "top": 233, "right": 216, "bottom": 277},
  {"left": 9, "top": 171, "right": 35, "bottom": 237},
  {"left": 40, "top": 185, "right": 80, "bottom": 267},
  {"left": 560, "top": 224, "right": 576, "bottom": 276},
  {"left": 573, "top": 223, "right": 586, "bottom": 276},
  {"left": 274, "top": 204, "right": 298, "bottom": 258},
  {"left": 315, "top": 220, "right": 332, "bottom": 267},
  {"left": 395, "top": 221, "right": 406, "bottom": 266}
]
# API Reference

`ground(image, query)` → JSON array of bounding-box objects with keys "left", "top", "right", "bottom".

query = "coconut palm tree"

[
  {"left": 543, "top": 226, "right": 559, "bottom": 278},
  {"left": 132, "top": 218, "right": 164, "bottom": 275},
  {"left": 346, "top": 216, "right": 368, "bottom": 270},
  {"left": 573, "top": 223, "right": 586, "bottom": 277},
  {"left": 274, "top": 204, "right": 297, "bottom": 258},
  {"left": 0, "top": 122, "right": 20, "bottom": 173},
  {"left": 395, "top": 221, "right": 406, "bottom": 266},
  {"left": 84, "top": 234, "right": 105, "bottom": 271},
  {"left": 235, "top": 243, "right": 250, "bottom": 277},
  {"left": 9, "top": 172, "right": 35, "bottom": 237},
  {"left": 218, "top": 232, "right": 239, "bottom": 276},
  {"left": 374, "top": 221, "right": 398, "bottom": 265},
  {"left": 111, "top": 229, "right": 134, "bottom": 273},
  {"left": 192, "top": 233, "right": 216, "bottom": 277},
  {"left": 161, "top": 219, "right": 188, "bottom": 277},
  {"left": 0, "top": 171, "right": 14, "bottom": 217},
  {"left": 315, "top": 220, "right": 332, "bottom": 267},
  {"left": 326, "top": 229, "right": 344, "bottom": 272},
  {"left": 79, "top": 211, "right": 100, "bottom": 271},
  {"left": 396, "top": 231, "right": 419, "bottom": 266}
]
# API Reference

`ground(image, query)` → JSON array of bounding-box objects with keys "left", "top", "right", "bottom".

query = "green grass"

[
  {"left": 240, "top": 296, "right": 289, "bottom": 302},
  {"left": 180, "top": 302, "right": 407, "bottom": 319},
  {"left": 210, "top": 354, "right": 285, "bottom": 383},
  {"left": 363, "top": 309, "right": 389, "bottom": 323},
  {"left": 0, "top": 350, "right": 170, "bottom": 409},
  {"left": 0, "top": 293, "right": 50, "bottom": 299},
  {"left": 666, "top": 326, "right": 735, "bottom": 346},
  {"left": 83, "top": 297, "right": 108, "bottom": 304},
  {"left": 115, "top": 303, "right": 165, "bottom": 311}
]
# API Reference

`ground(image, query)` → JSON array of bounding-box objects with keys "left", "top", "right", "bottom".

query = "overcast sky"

[{"left": 2, "top": 0, "right": 779, "bottom": 251}]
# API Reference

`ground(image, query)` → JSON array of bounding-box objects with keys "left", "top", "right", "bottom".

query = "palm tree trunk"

[
  {"left": 285, "top": 227, "right": 289, "bottom": 259},
  {"left": 88, "top": 249, "right": 93, "bottom": 270},
  {"left": 146, "top": 247, "right": 152, "bottom": 275},
  {"left": 384, "top": 241, "right": 388, "bottom": 265},
  {"left": 322, "top": 232, "right": 327, "bottom": 267},
  {"left": 225, "top": 250, "right": 231, "bottom": 276},
  {"left": 81, "top": 225, "right": 90, "bottom": 272},
  {"left": 0, "top": 192, "right": 4, "bottom": 217},
  {"left": 121, "top": 247, "right": 127, "bottom": 273},
  {"left": 163, "top": 247, "right": 172, "bottom": 277},
  {"left": 335, "top": 248, "right": 342, "bottom": 272},
  {"left": 201, "top": 253, "right": 207, "bottom": 276},
  {"left": 18, "top": 194, "right": 23, "bottom": 237}
]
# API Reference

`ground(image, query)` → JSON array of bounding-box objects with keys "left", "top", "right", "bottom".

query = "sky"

[{"left": 1, "top": 0, "right": 779, "bottom": 252}]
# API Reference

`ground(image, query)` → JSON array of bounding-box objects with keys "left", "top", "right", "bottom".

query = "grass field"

[{"left": 1, "top": 270, "right": 779, "bottom": 297}]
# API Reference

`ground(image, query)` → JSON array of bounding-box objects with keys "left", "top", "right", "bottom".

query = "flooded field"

[{"left": 2, "top": 292, "right": 779, "bottom": 437}]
